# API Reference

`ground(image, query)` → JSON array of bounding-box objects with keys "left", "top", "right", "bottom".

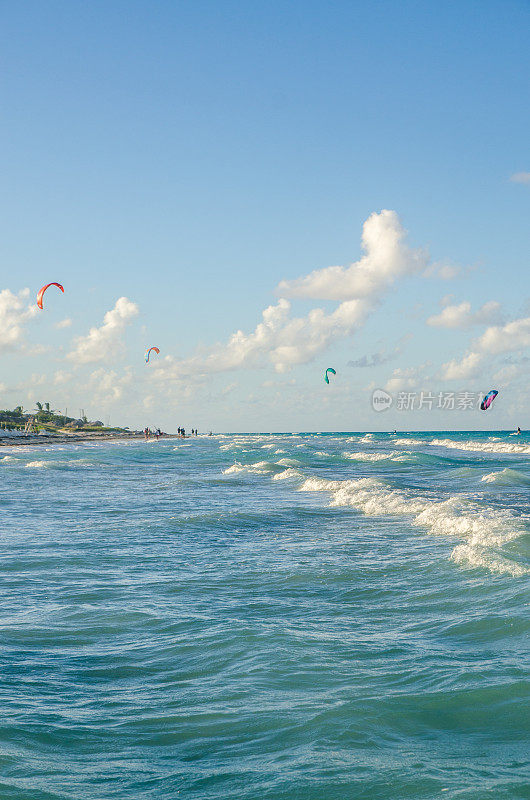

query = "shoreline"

[{"left": 0, "top": 432, "right": 178, "bottom": 448}]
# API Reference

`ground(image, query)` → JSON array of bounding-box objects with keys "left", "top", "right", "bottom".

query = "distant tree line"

[{"left": 0, "top": 404, "right": 125, "bottom": 432}]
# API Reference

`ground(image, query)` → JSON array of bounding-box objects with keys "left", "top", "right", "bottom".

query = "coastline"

[{"left": 0, "top": 432, "right": 174, "bottom": 448}]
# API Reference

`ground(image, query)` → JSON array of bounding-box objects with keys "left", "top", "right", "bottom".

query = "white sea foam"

[
  {"left": 342, "top": 450, "right": 412, "bottom": 462},
  {"left": 394, "top": 438, "right": 420, "bottom": 446},
  {"left": 223, "top": 460, "right": 277, "bottom": 475},
  {"left": 451, "top": 544, "right": 528, "bottom": 578},
  {"left": 272, "top": 468, "right": 303, "bottom": 481},
  {"left": 25, "top": 460, "right": 54, "bottom": 468},
  {"left": 430, "top": 438, "right": 530, "bottom": 455},
  {"left": 298, "top": 475, "right": 528, "bottom": 576},
  {"left": 342, "top": 451, "right": 390, "bottom": 461},
  {"left": 480, "top": 468, "right": 530, "bottom": 486},
  {"left": 217, "top": 436, "right": 528, "bottom": 576}
]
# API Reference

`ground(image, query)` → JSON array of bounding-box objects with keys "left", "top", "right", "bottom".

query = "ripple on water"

[{"left": 0, "top": 434, "right": 528, "bottom": 799}]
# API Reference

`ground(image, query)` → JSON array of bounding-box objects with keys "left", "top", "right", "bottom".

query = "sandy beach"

[{"left": 0, "top": 431, "right": 152, "bottom": 447}]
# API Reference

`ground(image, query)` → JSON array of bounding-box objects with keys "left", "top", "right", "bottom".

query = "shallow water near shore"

[{"left": 1, "top": 431, "right": 529, "bottom": 799}]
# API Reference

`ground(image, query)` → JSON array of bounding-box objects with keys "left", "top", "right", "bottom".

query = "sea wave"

[
  {"left": 480, "top": 468, "right": 530, "bottom": 486},
  {"left": 272, "top": 468, "right": 303, "bottom": 481},
  {"left": 223, "top": 460, "right": 279, "bottom": 475},
  {"left": 342, "top": 450, "right": 412, "bottom": 462},
  {"left": 430, "top": 438, "right": 530, "bottom": 455},
  {"left": 297, "top": 476, "right": 529, "bottom": 577}
]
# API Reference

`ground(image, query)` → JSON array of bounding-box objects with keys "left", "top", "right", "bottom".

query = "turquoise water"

[{"left": 1, "top": 431, "right": 529, "bottom": 799}]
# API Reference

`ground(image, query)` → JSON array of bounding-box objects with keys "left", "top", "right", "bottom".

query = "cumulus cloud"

[
  {"left": 0, "top": 288, "right": 38, "bottom": 352},
  {"left": 384, "top": 363, "right": 430, "bottom": 393},
  {"left": 440, "top": 314, "right": 530, "bottom": 380},
  {"left": 427, "top": 300, "right": 501, "bottom": 329},
  {"left": 510, "top": 172, "right": 530, "bottom": 184},
  {"left": 476, "top": 316, "right": 530, "bottom": 354},
  {"left": 157, "top": 211, "right": 432, "bottom": 381},
  {"left": 67, "top": 297, "right": 139, "bottom": 364},
  {"left": 441, "top": 351, "right": 483, "bottom": 380},
  {"left": 55, "top": 318, "right": 72, "bottom": 329},
  {"left": 88, "top": 367, "right": 134, "bottom": 403},
  {"left": 158, "top": 296, "right": 369, "bottom": 376},
  {"left": 53, "top": 370, "right": 71, "bottom": 385},
  {"left": 277, "top": 210, "right": 428, "bottom": 301}
]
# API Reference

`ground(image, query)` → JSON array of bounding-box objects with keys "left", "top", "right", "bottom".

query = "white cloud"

[
  {"left": 29, "top": 373, "right": 47, "bottom": 386},
  {"left": 510, "top": 172, "right": 530, "bottom": 184},
  {"left": 55, "top": 318, "right": 72, "bottom": 329},
  {"left": 441, "top": 351, "right": 483, "bottom": 380},
  {"left": 157, "top": 296, "right": 370, "bottom": 376},
  {"left": 157, "top": 211, "right": 432, "bottom": 380},
  {"left": 427, "top": 300, "right": 501, "bottom": 329},
  {"left": 384, "top": 363, "right": 430, "bottom": 392},
  {"left": 88, "top": 367, "right": 134, "bottom": 403},
  {"left": 476, "top": 316, "right": 530, "bottom": 355},
  {"left": 423, "top": 262, "right": 461, "bottom": 280},
  {"left": 385, "top": 368, "right": 418, "bottom": 393},
  {"left": 67, "top": 297, "right": 139, "bottom": 364},
  {"left": 54, "top": 370, "right": 71, "bottom": 385},
  {"left": 492, "top": 364, "right": 519, "bottom": 386},
  {"left": 440, "top": 314, "right": 530, "bottom": 381},
  {"left": 277, "top": 210, "right": 428, "bottom": 301},
  {"left": 0, "top": 288, "right": 38, "bottom": 352}
]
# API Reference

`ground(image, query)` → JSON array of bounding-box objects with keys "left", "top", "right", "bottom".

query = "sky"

[{"left": 1, "top": 0, "right": 529, "bottom": 432}]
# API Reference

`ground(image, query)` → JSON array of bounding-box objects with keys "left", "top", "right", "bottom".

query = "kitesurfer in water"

[{"left": 517, "top": 426, "right": 521, "bottom": 435}]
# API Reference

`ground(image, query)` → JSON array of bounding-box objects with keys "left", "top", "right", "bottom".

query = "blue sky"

[{"left": 1, "top": 0, "right": 529, "bottom": 431}]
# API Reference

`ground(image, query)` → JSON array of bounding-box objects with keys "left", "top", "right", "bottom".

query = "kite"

[
  {"left": 145, "top": 346, "right": 160, "bottom": 363},
  {"left": 324, "top": 367, "right": 336, "bottom": 384},
  {"left": 37, "top": 282, "right": 64, "bottom": 310},
  {"left": 480, "top": 390, "right": 498, "bottom": 411}
]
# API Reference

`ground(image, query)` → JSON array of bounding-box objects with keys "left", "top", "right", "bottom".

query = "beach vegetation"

[{"left": 0, "top": 405, "right": 131, "bottom": 435}]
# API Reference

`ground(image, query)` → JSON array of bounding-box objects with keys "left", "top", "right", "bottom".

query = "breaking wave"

[{"left": 430, "top": 438, "right": 530, "bottom": 455}]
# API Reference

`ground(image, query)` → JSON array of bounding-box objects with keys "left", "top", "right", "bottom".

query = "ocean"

[{"left": 1, "top": 431, "right": 529, "bottom": 799}]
